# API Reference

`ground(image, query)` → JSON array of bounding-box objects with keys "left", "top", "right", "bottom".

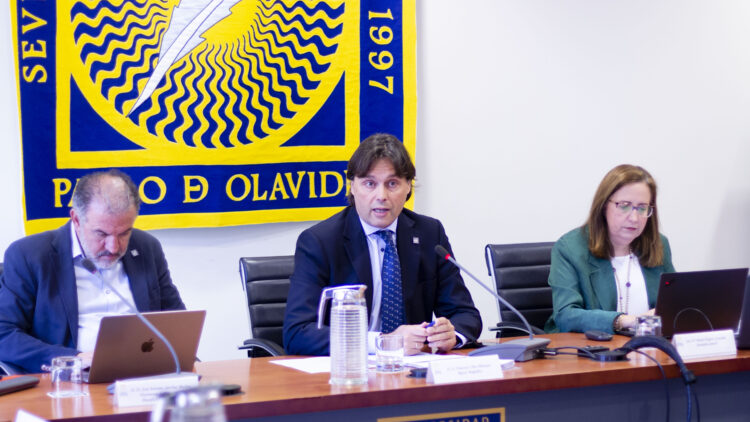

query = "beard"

[{"left": 83, "top": 247, "right": 124, "bottom": 270}]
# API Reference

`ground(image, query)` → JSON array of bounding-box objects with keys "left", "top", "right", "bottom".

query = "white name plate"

[
  {"left": 114, "top": 372, "right": 200, "bottom": 408},
  {"left": 672, "top": 329, "right": 737, "bottom": 360},
  {"left": 14, "top": 409, "right": 48, "bottom": 422},
  {"left": 426, "top": 355, "right": 513, "bottom": 385}
]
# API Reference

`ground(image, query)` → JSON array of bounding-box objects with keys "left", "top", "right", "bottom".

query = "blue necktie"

[{"left": 377, "top": 230, "right": 405, "bottom": 333}]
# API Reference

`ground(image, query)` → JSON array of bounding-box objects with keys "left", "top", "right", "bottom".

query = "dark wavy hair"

[
  {"left": 346, "top": 133, "right": 415, "bottom": 204},
  {"left": 585, "top": 164, "right": 663, "bottom": 267}
]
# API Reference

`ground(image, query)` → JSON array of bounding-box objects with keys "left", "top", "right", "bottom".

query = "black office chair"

[
  {"left": 238, "top": 256, "right": 294, "bottom": 357},
  {"left": 484, "top": 242, "right": 555, "bottom": 337}
]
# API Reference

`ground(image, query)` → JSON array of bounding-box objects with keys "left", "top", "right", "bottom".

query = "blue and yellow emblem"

[{"left": 11, "top": 0, "right": 416, "bottom": 234}]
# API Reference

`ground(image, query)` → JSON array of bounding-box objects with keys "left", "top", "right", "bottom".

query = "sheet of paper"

[
  {"left": 271, "top": 353, "right": 466, "bottom": 374},
  {"left": 403, "top": 353, "right": 465, "bottom": 366},
  {"left": 367, "top": 352, "right": 466, "bottom": 368},
  {"left": 270, "top": 357, "right": 331, "bottom": 374},
  {"left": 15, "top": 410, "right": 48, "bottom": 422}
]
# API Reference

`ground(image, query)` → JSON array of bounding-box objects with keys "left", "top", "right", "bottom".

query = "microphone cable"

[
  {"left": 673, "top": 307, "right": 713, "bottom": 335},
  {"left": 79, "top": 257, "right": 181, "bottom": 374},
  {"left": 620, "top": 336, "right": 699, "bottom": 422},
  {"left": 631, "top": 349, "right": 671, "bottom": 422},
  {"left": 543, "top": 345, "right": 700, "bottom": 422}
]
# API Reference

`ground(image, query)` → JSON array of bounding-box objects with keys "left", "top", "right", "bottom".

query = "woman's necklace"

[{"left": 613, "top": 252, "right": 633, "bottom": 314}]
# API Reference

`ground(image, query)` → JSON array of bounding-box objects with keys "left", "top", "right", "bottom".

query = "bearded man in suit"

[{"left": 0, "top": 169, "right": 185, "bottom": 373}]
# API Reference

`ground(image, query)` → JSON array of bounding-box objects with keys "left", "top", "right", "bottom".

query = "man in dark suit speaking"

[
  {"left": 283, "top": 134, "right": 481, "bottom": 356},
  {"left": 0, "top": 169, "right": 185, "bottom": 373}
]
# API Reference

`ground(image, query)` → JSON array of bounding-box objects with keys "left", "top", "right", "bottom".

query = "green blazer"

[{"left": 545, "top": 227, "right": 675, "bottom": 333}]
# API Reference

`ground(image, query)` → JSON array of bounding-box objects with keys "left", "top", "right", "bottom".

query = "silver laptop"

[
  {"left": 84, "top": 310, "right": 206, "bottom": 384},
  {"left": 655, "top": 268, "right": 748, "bottom": 338}
]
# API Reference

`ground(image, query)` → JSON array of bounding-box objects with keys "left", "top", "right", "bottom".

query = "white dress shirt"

[
  {"left": 611, "top": 254, "right": 649, "bottom": 316},
  {"left": 71, "top": 224, "right": 135, "bottom": 352},
  {"left": 359, "top": 218, "right": 467, "bottom": 352}
]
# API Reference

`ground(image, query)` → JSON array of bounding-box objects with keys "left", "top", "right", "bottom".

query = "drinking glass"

[
  {"left": 47, "top": 356, "right": 88, "bottom": 398},
  {"left": 375, "top": 333, "right": 404, "bottom": 372},
  {"left": 636, "top": 315, "right": 663, "bottom": 337}
]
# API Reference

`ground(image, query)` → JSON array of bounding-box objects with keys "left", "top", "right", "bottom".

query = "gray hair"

[{"left": 72, "top": 169, "right": 141, "bottom": 220}]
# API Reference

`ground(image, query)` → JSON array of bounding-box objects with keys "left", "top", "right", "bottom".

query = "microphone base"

[{"left": 469, "top": 337, "right": 551, "bottom": 362}]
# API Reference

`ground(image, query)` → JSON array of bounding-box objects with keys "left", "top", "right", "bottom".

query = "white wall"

[
  {"left": 416, "top": 0, "right": 750, "bottom": 339},
  {"left": 1, "top": 1, "right": 748, "bottom": 362}
]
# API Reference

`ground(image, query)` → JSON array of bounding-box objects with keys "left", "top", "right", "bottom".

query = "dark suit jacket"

[
  {"left": 283, "top": 207, "right": 482, "bottom": 356},
  {"left": 0, "top": 222, "right": 185, "bottom": 373},
  {"left": 545, "top": 227, "right": 675, "bottom": 333}
]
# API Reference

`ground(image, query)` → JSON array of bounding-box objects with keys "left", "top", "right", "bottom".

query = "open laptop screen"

[
  {"left": 655, "top": 268, "right": 748, "bottom": 338},
  {"left": 85, "top": 310, "right": 206, "bottom": 384}
]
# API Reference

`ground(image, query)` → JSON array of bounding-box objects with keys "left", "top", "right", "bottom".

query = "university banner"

[{"left": 11, "top": 0, "right": 416, "bottom": 234}]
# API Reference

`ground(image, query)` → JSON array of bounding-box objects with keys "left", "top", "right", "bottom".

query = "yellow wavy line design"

[
  {"left": 264, "top": 2, "right": 344, "bottom": 33},
  {"left": 252, "top": 14, "right": 332, "bottom": 73},
  {"left": 237, "top": 36, "right": 300, "bottom": 117},
  {"left": 217, "top": 48, "right": 244, "bottom": 147},
  {"left": 270, "top": 0, "right": 344, "bottom": 10},
  {"left": 89, "top": 24, "right": 161, "bottom": 89},
  {"left": 235, "top": 48, "right": 276, "bottom": 136},
  {"left": 187, "top": 47, "right": 215, "bottom": 144},
  {"left": 259, "top": 5, "right": 344, "bottom": 49},
  {"left": 230, "top": 43, "right": 263, "bottom": 141},
  {"left": 205, "top": 50, "right": 226, "bottom": 149},
  {"left": 71, "top": 1, "right": 148, "bottom": 40},
  {"left": 131, "top": 41, "right": 197, "bottom": 128},
  {"left": 72, "top": 0, "right": 344, "bottom": 149},
  {"left": 238, "top": 38, "right": 290, "bottom": 126},
  {"left": 73, "top": 0, "right": 160, "bottom": 63},
  {"left": 245, "top": 27, "right": 313, "bottom": 98},
  {"left": 173, "top": 52, "right": 206, "bottom": 145},
  {"left": 108, "top": 39, "right": 161, "bottom": 105},
  {"left": 152, "top": 55, "right": 192, "bottom": 140}
]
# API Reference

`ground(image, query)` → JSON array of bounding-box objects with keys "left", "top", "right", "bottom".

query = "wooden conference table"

[{"left": 2, "top": 333, "right": 750, "bottom": 422}]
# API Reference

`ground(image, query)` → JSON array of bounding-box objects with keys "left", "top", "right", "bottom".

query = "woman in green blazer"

[{"left": 545, "top": 165, "right": 675, "bottom": 334}]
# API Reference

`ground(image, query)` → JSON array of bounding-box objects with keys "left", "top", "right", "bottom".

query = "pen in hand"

[{"left": 425, "top": 320, "right": 436, "bottom": 353}]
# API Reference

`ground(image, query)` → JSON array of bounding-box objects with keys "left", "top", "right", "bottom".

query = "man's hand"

[
  {"left": 425, "top": 317, "right": 456, "bottom": 352},
  {"left": 391, "top": 317, "right": 457, "bottom": 355},
  {"left": 392, "top": 324, "right": 429, "bottom": 355}
]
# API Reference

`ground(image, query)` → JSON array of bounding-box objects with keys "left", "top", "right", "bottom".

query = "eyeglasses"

[{"left": 609, "top": 201, "right": 654, "bottom": 217}]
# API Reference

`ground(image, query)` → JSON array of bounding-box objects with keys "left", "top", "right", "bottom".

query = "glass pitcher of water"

[{"left": 317, "top": 284, "right": 368, "bottom": 386}]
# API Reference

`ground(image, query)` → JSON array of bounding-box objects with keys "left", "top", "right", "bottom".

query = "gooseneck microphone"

[
  {"left": 80, "top": 258, "right": 181, "bottom": 374},
  {"left": 434, "top": 245, "right": 551, "bottom": 361}
]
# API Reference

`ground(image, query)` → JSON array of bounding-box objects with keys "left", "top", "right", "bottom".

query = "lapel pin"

[
  {"left": 131, "top": 249, "right": 139, "bottom": 257},
  {"left": 413, "top": 237, "right": 419, "bottom": 244}
]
